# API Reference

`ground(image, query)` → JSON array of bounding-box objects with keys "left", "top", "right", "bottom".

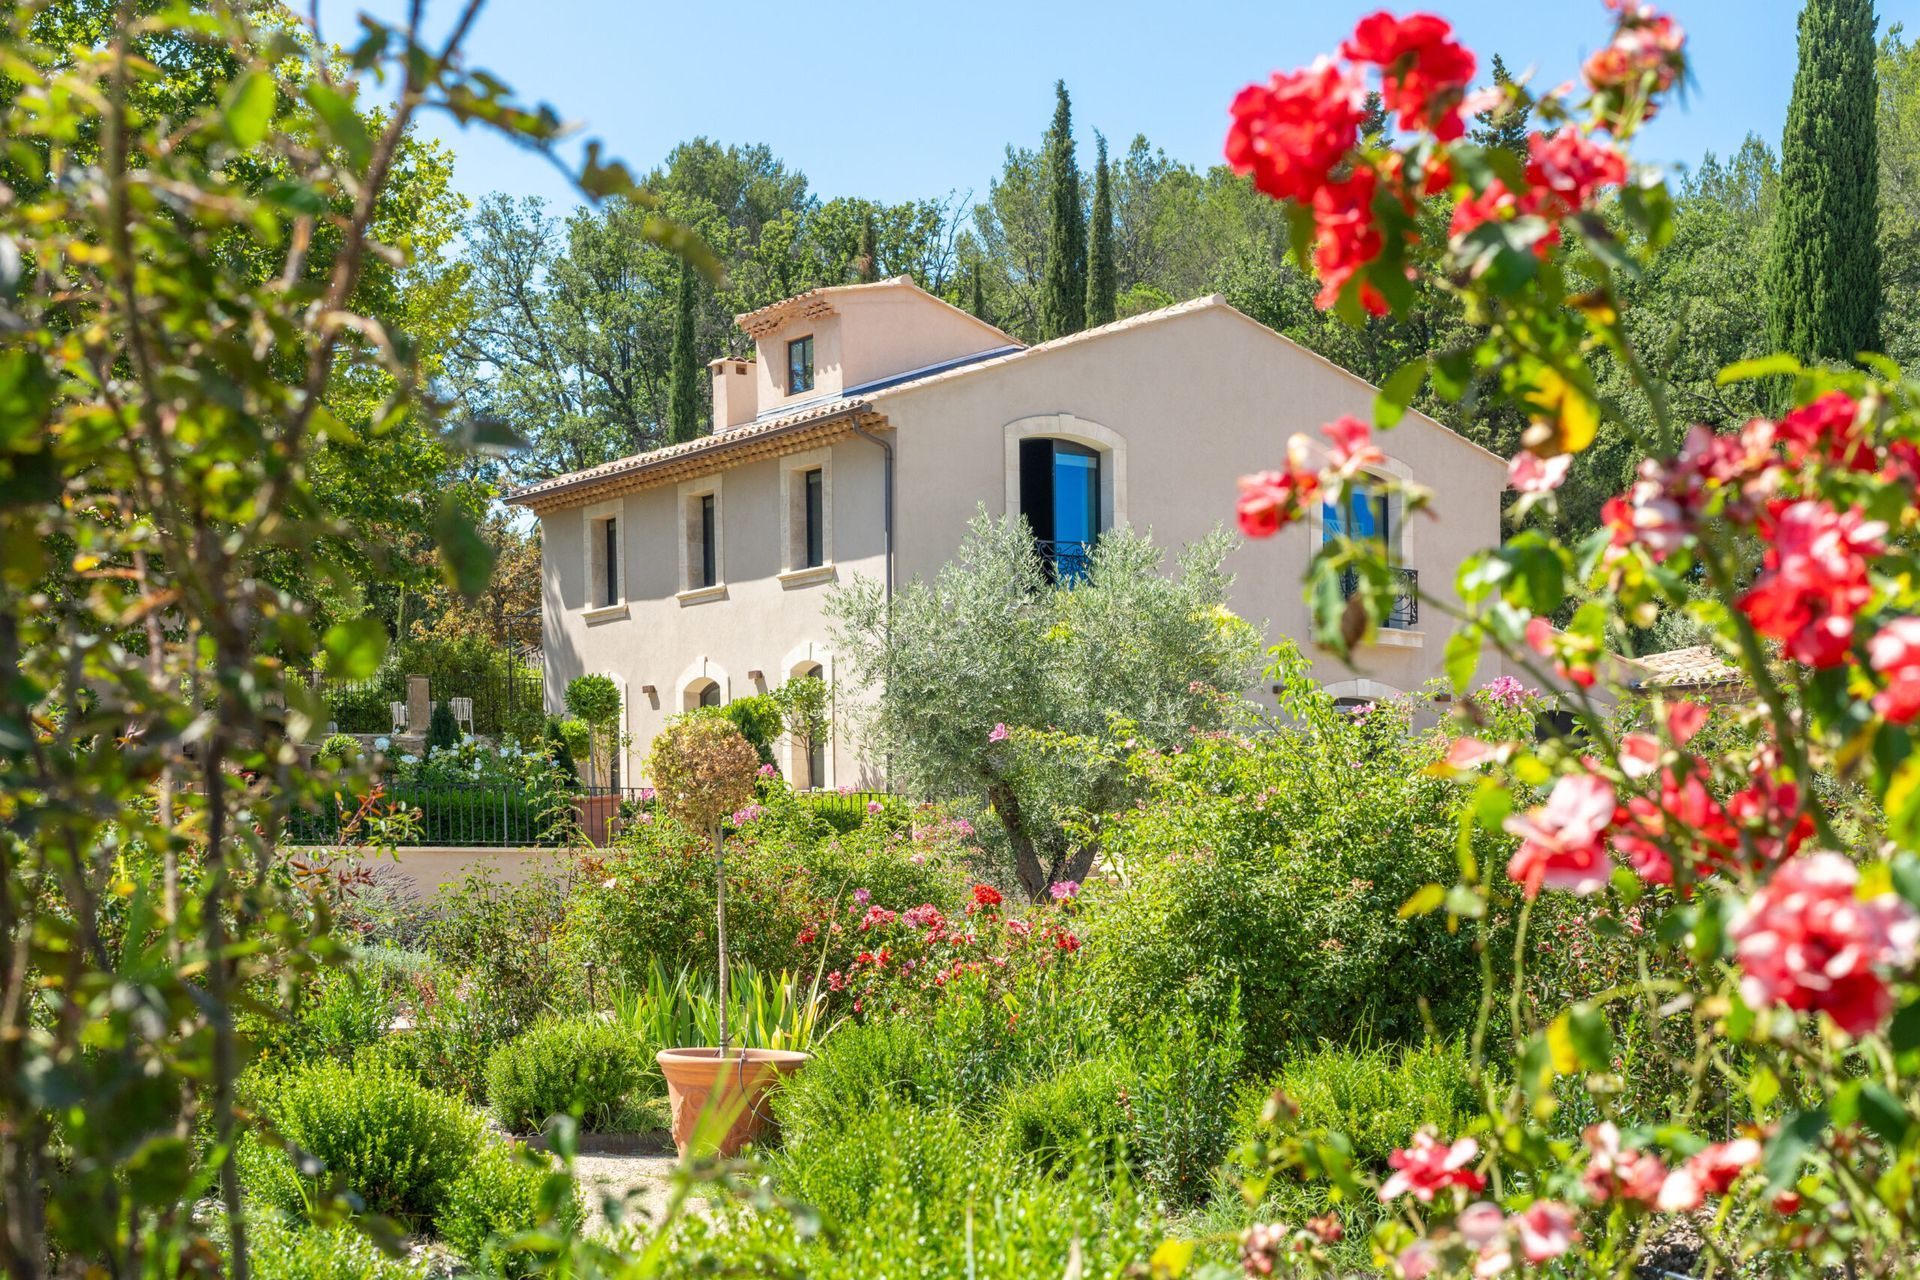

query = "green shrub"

[
  {"left": 438, "top": 1140, "right": 583, "bottom": 1276},
  {"left": 418, "top": 871, "right": 567, "bottom": 1029},
  {"left": 775, "top": 969, "right": 1107, "bottom": 1146},
  {"left": 242, "top": 967, "right": 395, "bottom": 1070},
  {"left": 485, "top": 1017, "right": 649, "bottom": 1133},
  {"left": 1255, "top": 1039, "right": 1480, "bottom": 1173},
  {"left": 726, "top": 1095, "right": 1160, "bottom": 1278},
  {"left": 612, "top": 958, "right": 833, "bottom": 1060},
  {"left": 382, "top": 974, "right": 521, "bottom": 1102},
  {"left": 249, "top": 1219, "right": 429, "bottom": 1280},
  {"left": 992, "top": 1055, "right": 1131, "bottom": 1173},
  {"left": 542, "top": 715, "right": 579, "bottom": 788},
  {"left": 426, "top": 699, "right": 460, "bottom": 753},
  {"left": 238, "top": 1059, "right": 487, "bottom": 1226},
  {"left": 1084, "top": 650, "right": 1509, "bottom": 1073},
  {"left": 317, "top": 733, "right": 362, "bottom": 767},
  {"left": 1125, "top": 1001, "right": 1246, "bottom": 1207},
  {"left": 718, "top": 694, "right": 784, "bottom": 764}
]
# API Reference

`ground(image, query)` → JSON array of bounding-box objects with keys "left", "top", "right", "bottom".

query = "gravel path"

[{"left": 572, "top": 1152, "right": 685, "bottom": 1235}]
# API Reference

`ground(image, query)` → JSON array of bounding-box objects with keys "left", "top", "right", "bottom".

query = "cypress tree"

[
  {"left": 1039, "top": 80, "right": 1086, "bottom": 339},
  {"left": 1764, "top": 0, "right": 1882, "bottom": 364},
  {"left": 970, "top": 261, "right": 990, "bottom": 325},
  {"left": 853, "top": 208, "right": 880, "bottom": 283},
  {"left": 1470, "top": 54, "right": 1531, "bottom": 157},
  {"left": 667, "top": 259, "right": 702, "bottom": 444},
  {"left": 1085, "top": 133, "right": 1117, "bottom": 327}
]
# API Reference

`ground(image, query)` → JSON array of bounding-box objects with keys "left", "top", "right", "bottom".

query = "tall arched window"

[
  {"left": 1322, "top": 473, "right": 1417, "bottom": 630},
  {"left": 1019, "top": 438, "right": 1101, "bottom": 583}
]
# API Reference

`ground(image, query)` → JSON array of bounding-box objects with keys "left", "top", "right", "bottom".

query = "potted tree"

[
  {"left": 646, "top": 715, "right": 809, "bottom": 1157},
  {"left": 564, "top": 674, "right": 623, "bottom": 844}
]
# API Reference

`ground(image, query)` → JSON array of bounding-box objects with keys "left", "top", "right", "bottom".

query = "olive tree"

[{"left": 827, "top": 511, "right": 1261, "bottom": 899}]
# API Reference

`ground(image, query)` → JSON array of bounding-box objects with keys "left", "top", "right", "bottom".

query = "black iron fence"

[
  {"left": 287, "top": 783, "right": 903, "bottom": 848},
  {"left": 288, "top": 782, "right": 651, "bottom": 848},
  {"left": 299, "top": 651, "right": 544, "bottom": 740},
  {"left": 1340, "top": 565, "right": 1420, "bottom": 630}
]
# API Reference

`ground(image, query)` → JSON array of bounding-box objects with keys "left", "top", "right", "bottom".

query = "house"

[{"left": 508, "top": 276, "right": 1512, "bottom": 789}]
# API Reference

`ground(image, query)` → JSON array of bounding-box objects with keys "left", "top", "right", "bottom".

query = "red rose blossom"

[
  {"left": 1730, "top": 852, "right": 1920, "bottom": 1038},
  {"left": 1504, "top": 772, "right": 1616, "bottom": 897},
  {"left": 1341, "top": 11, "right": 1477, "bottom": 140}
]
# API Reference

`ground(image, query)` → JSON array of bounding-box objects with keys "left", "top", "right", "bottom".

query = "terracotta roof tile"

[{"left": 1628, "top": 644, "right": 1745, "bottom": 690}]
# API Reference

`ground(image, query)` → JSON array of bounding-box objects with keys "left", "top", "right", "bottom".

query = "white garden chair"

[
  {"left": 450, "top": 696, "right": 474, "bottom": 735},
  {"left": 390, "top": 701, "right": 408, "bottom": 735}
]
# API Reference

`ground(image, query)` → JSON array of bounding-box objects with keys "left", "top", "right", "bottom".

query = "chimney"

[{"left": 710, "top": 357, "right": 756, "bottom": 432}]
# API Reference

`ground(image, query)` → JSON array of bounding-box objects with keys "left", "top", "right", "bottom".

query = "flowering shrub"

[
  {"left": 1083, "top": 652, "right": 1522, "bottom": 1073},
  {"left": 1215, "top": 6, "right": 1920, "bottom": 1279}
]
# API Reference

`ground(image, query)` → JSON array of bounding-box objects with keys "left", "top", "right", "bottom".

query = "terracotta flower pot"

[
  {"left": 655, "top": 1046, "right": 809, "bottom": 1158},
  {"left": 573, "top": 792, "right": 619, "bottom": 845}
]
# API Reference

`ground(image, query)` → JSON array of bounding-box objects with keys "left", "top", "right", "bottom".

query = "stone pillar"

[{"left": 407, "top": 675, "right": 430, "bottom": 736}]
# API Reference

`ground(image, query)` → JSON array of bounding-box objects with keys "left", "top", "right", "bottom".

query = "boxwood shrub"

[{"left": 484, "top": 1016, "right": 649, "bottom": 1133}]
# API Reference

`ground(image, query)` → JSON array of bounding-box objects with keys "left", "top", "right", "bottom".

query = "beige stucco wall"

[
  {"left": 882, "top": 304, "right": 1515, "bottom": 701},
  {"left": 542, "top": 436, "right": 891, "bottom": 789},
  {"left": 537, "top": 300, "right": 1523, "bottom": 787}
]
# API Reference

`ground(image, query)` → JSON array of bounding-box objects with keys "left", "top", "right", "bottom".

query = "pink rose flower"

[
  {"left": 1379, "top": 1129, "right": 1485, "bottom": 1202},
  {"left": 1730, "top": 853, "right": 1920, "bottom": 1037},
  {"left": 1508, "top": 450, "right": 1572, "bottom": 494},
  {"left": 1512, "top": 1200, "right": 1578, "bottom": 1263},
  {"left": 1503, "top": 773, "right": 1617, "bottom": 898},
  {"left": 988, "top": 722, "right": 1010, "bottom": 743}
]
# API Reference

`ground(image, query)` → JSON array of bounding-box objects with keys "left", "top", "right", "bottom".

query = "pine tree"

[
  {"left": 1361, "top": 91, "right": 1390, "bottom": 145},
  {"left": 1470, "top": 54, "right": 1531, "bottom": 157},
  {"left": 1039, "top": 80, "right": 1086, "bottom": 339},
  {"left": 1765, "top": 0, "right": 1882, "bottom": 364},
  {"left": 853, "top": 208, "right": 880, "bottom": 283},
  {"left": 1085, "top": 133, "right": 1117, "bottom": 327},
  {"left": 668, "top": 259, "right": 702, "bottom": 443}
]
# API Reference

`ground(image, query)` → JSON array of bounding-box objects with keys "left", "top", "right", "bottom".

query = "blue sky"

[{"left": 317, "top": 0, "right": 1920, "bottom": 212}]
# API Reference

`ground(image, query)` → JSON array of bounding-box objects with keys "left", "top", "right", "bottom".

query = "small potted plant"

[
  {"left": 565, "top": 674, "right": 623, "bottom": 843},
  {"left": 646, "top": 714, "right": 809, "bottom": 1157}
]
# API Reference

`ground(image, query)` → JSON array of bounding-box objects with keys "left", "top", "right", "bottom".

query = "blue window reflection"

[{"left": 1019, "top": 438, "right": 1102, "bottom": 583}]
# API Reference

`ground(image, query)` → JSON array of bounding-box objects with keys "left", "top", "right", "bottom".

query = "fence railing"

[
  {"left": 298, "top": 654, "right": 544, "bottom": 740},
  {"left": 288, "top": 783, "right": 903, "bottom": 848},
  {"left": 1340, "top": 565, "right": 1420, "bottom": 630},
  {"left": 288, "top": 782, "right": 652, "bottom": 849},
  {"left": 1036, "top": 539, "right": 1093, "bottom": 585}
]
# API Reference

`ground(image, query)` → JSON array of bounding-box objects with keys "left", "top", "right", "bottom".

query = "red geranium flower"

[{"left": 1224, "top": 58, "right": 1369, "bottom": 203}]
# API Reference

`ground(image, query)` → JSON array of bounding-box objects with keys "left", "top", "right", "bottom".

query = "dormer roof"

[{"left": 735, "top": 274, "right": 1016, "bottom": 346}]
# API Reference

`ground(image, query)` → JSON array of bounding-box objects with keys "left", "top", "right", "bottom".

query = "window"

[
  {"left": 779, "top": 449, "right": 833, "bottom": 579},
  {"left": 1324, "top": 479, "right": 1418, "bottom": 630},
  {"left": 800, "top": 662, "right": 826, "bottom": 788},
  {"left": 699, "top": 681, "right": 722, "bottom": 708},
  {"left": 803, "top": 469, "right": 825, "bottom": 569},
  {"left": 1322, "top": 483, "right": 1391, "bottom": 550},
  {"left": 601, "top": 517, "right": 618, "bottom": 607},
  {"left": 677, "top": 478, "right": 724, "bottom": 599},
  {"left": 787, "top": 335, "right": 814, "bottom": 395},
  {"left": 1019, "top": 438, "right": 1102, "bottom": 582},
  {"left": 582, "top": 501, "right": 623, "bottom": 612},
  {"left": 698, "top": 494, "right": 717, "bottom": 588}
]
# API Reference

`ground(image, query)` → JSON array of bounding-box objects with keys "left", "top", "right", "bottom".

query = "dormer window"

[{"left": 787, "top": 335, "right": 815, "bottom": 395}]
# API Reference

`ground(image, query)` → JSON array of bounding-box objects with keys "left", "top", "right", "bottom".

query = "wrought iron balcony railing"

[
  {"left": 1037, "top": 539, "right": 1093, "bottom": 584},
  {"left": 1340, "top": 565, "right": 1419, "bottom": 629}
]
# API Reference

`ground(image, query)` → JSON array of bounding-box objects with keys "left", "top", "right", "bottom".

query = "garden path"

[{"left": 573, "top": 1153, "right": 686, "bottom": 1235}]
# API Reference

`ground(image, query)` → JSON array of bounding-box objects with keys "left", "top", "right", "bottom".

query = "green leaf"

[
  {"left": 1748, "top": 1065, "right": 1780, "bottom": 1110},
  {"left": 1891, "top": 998, "right": 1920, "bottom": 1055},
  {"left": 1884, "top": 754, "right": 1920, "bottom": 852},
  {"left": 434, "top": 497, "right": 495, "bottom": 600},
  {"left": 305, "top": 83, "right": 373, "bottom": 170},
  {"left": 1762, "top": 1108, "right": 1828, "bottom": 1191},
  {"left": 1565, "top": 1003, "right": 1613, "bottom": 1071},
  {"left": 1857, "top": 1084, "right": 1909, "bottom": 1147},
  {"left": 222, "top": 70, "right": 276, "bottom": 149},
  {"left": 1375, "top": 358, "right": 1429, "bottom": 429},
  {"left": 1399, "top": 883, "right": 1446, "bottom": 918},
  {"left": 321, "top": 618, "right": 388, "bottom": 681},
  {"left": 1443, "top": 626, "right": 1480, "bottom": 693},
  {"left": 1717, "top": 355, "right": 1803, "bottom": 387}
]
